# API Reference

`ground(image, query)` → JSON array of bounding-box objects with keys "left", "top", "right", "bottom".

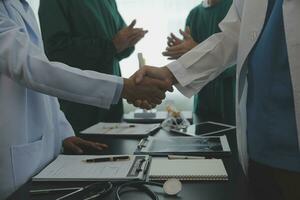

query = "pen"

[
  {"left": 168, "top": 155, "right": 205, "bottom": 160},
  {"left": 84, "top": 155, "right": 130, "bottom": 163},
  {"left": 30, "top": 187, "right": 81, "bottom": 195}
]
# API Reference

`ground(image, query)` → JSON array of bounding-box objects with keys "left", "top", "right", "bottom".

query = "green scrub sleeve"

[{"left": 39, "top": 0, "right": 117, "bottom": 68}]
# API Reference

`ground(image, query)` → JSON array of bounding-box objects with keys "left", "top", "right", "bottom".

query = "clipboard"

[
  {"left": 80, "top": 123, "right": 161, "bottom": 137},
  {"left": 134, "top": 136, "right": 231, "bottom": 157},
  {"left": 33, "top": 155, "right": 151, "bottom": 182}
]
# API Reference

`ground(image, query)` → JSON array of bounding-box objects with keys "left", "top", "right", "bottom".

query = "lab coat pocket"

[{"left": 11, "top": 136, "right": 45, "bottom": 188}]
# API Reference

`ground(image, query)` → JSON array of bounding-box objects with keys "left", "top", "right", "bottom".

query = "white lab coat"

[
  {"left": 168, "top": 0, "right": 300, "bottom": 173},
  {"left": 0, "top": 1, "right": 123, "bottom": 199}
]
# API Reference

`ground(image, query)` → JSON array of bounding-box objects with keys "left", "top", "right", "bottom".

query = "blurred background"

[{"left": 27, "top": 0, "right": 202, "bottom": 113}]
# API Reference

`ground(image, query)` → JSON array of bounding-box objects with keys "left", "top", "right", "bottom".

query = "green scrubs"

[
  {"left": 39, "top": 0, "right": 134, "bottom": 132},
  {"left": 186, "top": 0, "right": 236, "bottom": 125}
]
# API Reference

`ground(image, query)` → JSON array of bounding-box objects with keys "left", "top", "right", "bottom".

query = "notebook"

[
  {"left": 148, "top": 158, "right": 228, "bottom": 181},
  {"left": 33, "top": 155, "right": 150, "bottom": 182}
]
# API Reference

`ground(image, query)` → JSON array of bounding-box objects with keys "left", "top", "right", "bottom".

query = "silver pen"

[{"left": 168, "top": 155, "right": 205, "bottom": 160}]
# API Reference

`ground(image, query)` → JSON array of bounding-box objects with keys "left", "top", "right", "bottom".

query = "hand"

[
  {"left": 113, "top": 20, "right": 148, "bottom": 53},
  {"left": 135, "top": 65, "right": 177, "bottom": 85},
  {"left": 162, "top": 27, "right": 198, "bottom": 60},
  {"left": 167, "top": 32, "right": 183, "bottom": 47},
  {"left": 122, "top": 74, "right": 173, "bottom": 109},
  {"left": 126, "top": 66, "right": 177, "bottom": 109},
  {"left": 63, "top": 136, "right": 108, "bottom": 154}
]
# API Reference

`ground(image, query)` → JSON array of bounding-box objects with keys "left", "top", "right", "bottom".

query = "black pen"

[{"left": 84, "top": 156, "right": 130, "bottom": 163}]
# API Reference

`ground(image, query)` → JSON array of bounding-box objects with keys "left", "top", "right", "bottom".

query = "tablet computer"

[{"left": 170, "top": 121, "right": 235, "bottom": 136}]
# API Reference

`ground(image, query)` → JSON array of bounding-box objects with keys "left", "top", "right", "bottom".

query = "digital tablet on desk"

[{"left": 170, "top": 121, "right": 235, "bottom": 136}]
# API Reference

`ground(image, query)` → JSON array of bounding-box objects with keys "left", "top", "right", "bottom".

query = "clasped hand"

[{"left": 123, "top": 66, "right": 177, "bottom": 109}]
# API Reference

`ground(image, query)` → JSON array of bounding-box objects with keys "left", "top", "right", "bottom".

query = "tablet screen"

[{"left": 171, "top": 122, "right": 234, "bottom": 136}]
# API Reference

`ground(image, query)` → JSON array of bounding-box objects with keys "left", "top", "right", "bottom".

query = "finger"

[
  {"left": 133, "top": 100, "right": 143, "bottom": 107},
  {"left": 167, "top": 36, "right": 176, "bottom": 44},
  {"left": 180, "top": 29, "right": 192, "bottom": 39},
  {"left": 162, "top": 50, "right": 183, "bottom": 58},
  {"left": 144, "top": 77, "right": 171, "bottom": 92},
  {"left": 67, "top": 142, "right": 84, "bottom": 154},
  {"left": 167, "top": 55, "right": 181, "bottom": 60},
  {"left": 185, "top": 26, "right": 191, "bottom": 35},
  {"left": 170, "top": 33, "right": 181, "bottom": 41},
  {"left": 129, "top": 35, "right": 145, "bottom": 46},
  {"left": 128, "top": 29, "right": 146, "bottom": 40},
  {"left": 151, "top": 88, "right": 165, "bottom": 100},
  {"left": 127, "top": 100, "right": 133, "bottom": 104},
  {"left": 95, "top": 142, "right": 109, "bottom": 148},
  {"left": 80, "top": 140, "right": 105, "bottom": 151},
  {"left": 135, "top": 67, "right": 148, "bottom": 84},
  {"left": 167, "top": 41, "right": 173, "bottom": 47},
  {"left": 128, "top": 19, "right": 136, "bottom": 29},
  {"left": 166, "top": 44, "right": 183, "bottom": 52},
  {"left": 140, "top": 100, "right": 153, "bottom": 110}
]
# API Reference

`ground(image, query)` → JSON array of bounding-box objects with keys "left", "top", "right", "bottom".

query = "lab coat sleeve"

[
  {"left": 0, "top": 15, "right": 122, "bottom": 109},
  {"left": 58, "top": 108, "right": 75, "bottom": 141},
  {"left": 167, "top": 2, "right": 241, "bottom": 98}
]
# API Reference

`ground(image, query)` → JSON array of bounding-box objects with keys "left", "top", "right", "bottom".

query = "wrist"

[
  {"left": 112, "top": 37, "right": 122, "bottom": 53},
  {"left": 162, "top": 66, "right": 178, "bottom": 84},
  {"left": 121, "top": 78, "right": 133, "bottom": 99}
]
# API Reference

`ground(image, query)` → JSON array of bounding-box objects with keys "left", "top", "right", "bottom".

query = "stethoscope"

[{"left": 56, "top": 179, "right": 182, "bottom": 200}]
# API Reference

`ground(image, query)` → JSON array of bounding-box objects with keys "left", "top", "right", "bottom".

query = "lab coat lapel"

[
  {"left": 8, "top": 0, "right": 28, "bottom": 19},
  {"left": 235, "top": 0, "right": 268, "bottom": 173},
  {"left": 236, "top": 0, "right": 268, "bottom": 102},
  {"left": 283, "top": 0, "right": 300, "bottom": 151},
  {"left": 8, "top": 0, "right": 42, "bottom": 47}
]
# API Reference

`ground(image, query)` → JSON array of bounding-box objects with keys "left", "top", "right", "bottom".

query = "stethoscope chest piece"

[{"left": 163, "top": 179, "right": 182, "bottom": 196}]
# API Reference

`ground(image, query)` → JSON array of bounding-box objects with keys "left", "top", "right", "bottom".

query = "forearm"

[
  {"left": 167, "top": 4, "right": 240, "bottom": 97},
  {"left": 0, "top": 17, "right": 122, "bottom": 109}
]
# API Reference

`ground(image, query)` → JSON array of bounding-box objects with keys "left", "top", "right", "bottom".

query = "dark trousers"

[{"left": 248, "top": 160, "right": 300, "bottom": 200}]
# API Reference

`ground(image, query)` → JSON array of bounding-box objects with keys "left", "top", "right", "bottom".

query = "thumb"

[
  {"left": 180, "top": 29, "right": 192, "bottom": 40},
  {"left": 128, "top": 19, "right": 136, "bottom": 29},
  {"left": 135, "top": 67, "right": 147, "bottom": 84},
  {"left": 185, "top": 26, "right": 191, "bottom": 35}
]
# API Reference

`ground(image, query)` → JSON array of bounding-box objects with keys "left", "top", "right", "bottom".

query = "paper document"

[
  {"left": 80, "top": 122, "right": 160, "bottom": 136},
  {"left": 33, "top": 155, "right": 149, "bottom": 181}
]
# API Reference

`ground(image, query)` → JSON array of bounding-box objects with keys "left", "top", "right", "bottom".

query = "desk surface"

[{"left": 9, "top": 129, "right": 254, "bottom": 200}]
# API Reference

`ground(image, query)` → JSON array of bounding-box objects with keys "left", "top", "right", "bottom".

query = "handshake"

[{"left": 121, "top": 66, "right": 177, "bottom": 109}]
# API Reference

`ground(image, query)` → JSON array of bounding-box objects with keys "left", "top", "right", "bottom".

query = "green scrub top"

[
  {"left": 39, "top": 0, "right": 134, "bottom": 133},
  {"left": 186, "top": 0, "right": 236, "bottom": 125}
]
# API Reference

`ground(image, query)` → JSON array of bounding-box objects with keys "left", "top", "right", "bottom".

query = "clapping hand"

[
  {"left": 113, "top": 20, "right": 148, "bottom": 53},
  {"left": 163, "top": 27, "right": 198, "bottom": 60}
]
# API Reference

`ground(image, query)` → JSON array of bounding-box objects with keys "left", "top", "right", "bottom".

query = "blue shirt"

[{"left": 247, "top": 0, "right": 300, "bottom": 172}]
